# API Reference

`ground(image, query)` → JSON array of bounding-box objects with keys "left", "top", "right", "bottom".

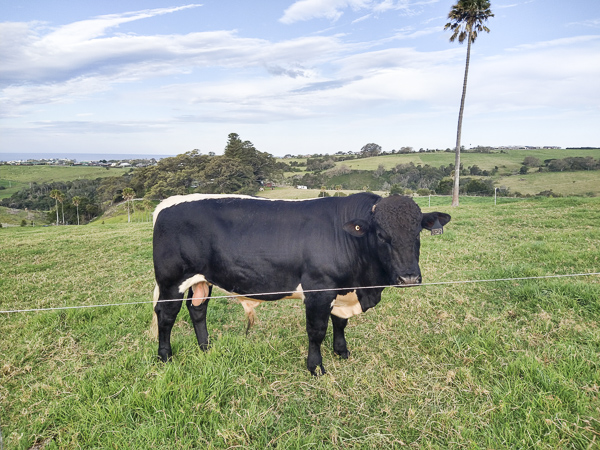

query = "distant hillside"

[
  {"left": 0, "top": 165, "right": 128, "bottom": 199},
  {"left": 283, "top": 148, "right": 600, "bottom": 197}
]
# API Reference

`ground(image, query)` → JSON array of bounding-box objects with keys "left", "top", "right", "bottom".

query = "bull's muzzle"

[{"left": 398, "top": 275, "right": 422, "bottom": 286}]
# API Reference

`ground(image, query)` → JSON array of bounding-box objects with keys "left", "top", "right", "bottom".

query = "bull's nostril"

[{"left": 399, "top": 276, "right": 421, "bottom": 286}]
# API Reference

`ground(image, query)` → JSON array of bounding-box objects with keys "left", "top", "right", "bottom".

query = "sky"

[{"left": 1, "top": 0, "right": 599, "bottom": 157}]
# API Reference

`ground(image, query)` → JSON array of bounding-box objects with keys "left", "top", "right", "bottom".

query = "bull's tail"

[
  {"left": 150, "top": 284, "right": 160, "bottom": 339},
  {"left": 239, "top": 299, "right": 262, "bottom": 335}
]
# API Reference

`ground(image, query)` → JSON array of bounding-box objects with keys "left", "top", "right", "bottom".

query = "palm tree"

[
  {"left": 445, "top": 0, "right": 494, "bottom": 206},
  {"left": 122, "top": 188, "right": 135, "bottom": 223},
  {"left": 49, "top": 189, "right": 62, "bottom": 226},
  {"left": 58, "top": 192, "right": 66, "bottom": 224},
  {"left": 72, "top": 196, "right": 82, "bottom": 225}
]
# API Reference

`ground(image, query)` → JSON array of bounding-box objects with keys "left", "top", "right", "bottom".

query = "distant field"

[
  {"left": 258, "top": 187, "right": 387, "bottom": 200},
  {"left": 337, "top": 148, "right": 600, "bottom": 174},
  {"left": 283, "top": 149, "right": 600, "bottom": 197},
  {"left": 496, "top": 170, "right": 600, "bottom": 196},
  {"left": 0, "top": 165, "right": 129, "bottom": 199},
  {"left": 0, "top": 206, "right": 48, "bottom": 227}
]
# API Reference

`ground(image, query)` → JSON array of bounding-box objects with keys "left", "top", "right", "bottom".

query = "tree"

[
  {"left": 49, "top": 189, "right": 62, "bottom": 226},
  {"left": 224, "top": 133, "right": 278, "bottom": 186},
  {"left": 202, "top": 157, "right": 255, "bottom": 194},
  {"left": 445, "top": 0, "right": 494, "bottom": 206},
  {"left": 122, "top": 188, "right": 135, "bottom": 223},
  {"left": 58, "top": 192, "right": 66, "bottom": 224},
  {"left": 360, "top": 143, "right": 382, "bottom": 157},
  {"left": 523, "top": 156, "right": 541, "bottom": 167},
  {"left": 373, "top": 164, "right": 386, "bottom": 178},
  {"left": 72, "top": 196, "right": 82, "bottom": 225},
  {"left": 469, "top": 165, "right": 482, "bottom": 176}
]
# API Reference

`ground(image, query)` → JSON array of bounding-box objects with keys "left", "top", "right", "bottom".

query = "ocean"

[{"left": 0, "top": 153, "right": 174, "bottom": 162}]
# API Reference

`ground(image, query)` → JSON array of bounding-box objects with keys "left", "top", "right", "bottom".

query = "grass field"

[
  {"left": 284, "top": 149, "right": 600, "bottom": 197},
  {"left": 328, "top": 149, "right": 600, "bottom": 174},
  {"left": 0, "top": 165, "right": 128, "bottom": 199},
  {"left": 1, "top": 196, "right": 599, "bottom": 448},
  {"left": 495, "top": 171, "right": 600, "bottom": 197},
  {"left": 0, "top": 206, "right": 47, "bottom": 227}
]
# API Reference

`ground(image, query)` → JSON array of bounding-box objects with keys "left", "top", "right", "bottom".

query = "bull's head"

[{"left": 343, "top": 195, "right": 450, "bottom": 286}]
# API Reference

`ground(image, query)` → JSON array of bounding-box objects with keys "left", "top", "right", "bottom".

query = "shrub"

[{"left": 389, "top": 184, "right": 404, "bottom": 195}]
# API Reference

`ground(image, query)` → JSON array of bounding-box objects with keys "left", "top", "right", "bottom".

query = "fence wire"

[{"left": 1, "top": 272, "right": 598, "bottom": 315}]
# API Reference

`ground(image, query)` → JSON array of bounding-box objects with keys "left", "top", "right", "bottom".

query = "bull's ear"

[
  {"left": 422, "top": 212, "right": 451, "bottom": 231},
  {"left": 343, "top": 219, "right": 370, "bottom": 237}
]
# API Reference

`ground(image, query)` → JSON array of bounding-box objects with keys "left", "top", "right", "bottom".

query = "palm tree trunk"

[
  {"left": 452, "top": 36, "right": 472, "bottom": 207},
  {"left": 55, "top": 199, "right": 59, "bottom": 226},
  {"left": 76, "top": 205, "right": 80, "bottom": 225}
]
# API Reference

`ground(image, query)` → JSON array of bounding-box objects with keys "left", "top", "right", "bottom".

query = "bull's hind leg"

[
  {"left": 331, "top": 315, "right": 350, "bottom": 359},
  {"left": 186, "top": 284, "right": 212, "bottom": 350},
  {"left": 155, "top": 285, "right": 184, "bottom": 362}
]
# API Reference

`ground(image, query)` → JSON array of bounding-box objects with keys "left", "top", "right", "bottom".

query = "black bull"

[{"left": 151, "top": 192, "right": 450, "bottom": 375}]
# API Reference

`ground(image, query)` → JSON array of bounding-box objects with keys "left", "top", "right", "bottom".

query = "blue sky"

[{"left": 1, "top": 0, "right": 599, "bottom": 156}]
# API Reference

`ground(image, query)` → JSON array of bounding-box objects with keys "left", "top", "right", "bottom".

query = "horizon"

[{"left": 4, "top": 145, "right": 600, "bottom": 165}]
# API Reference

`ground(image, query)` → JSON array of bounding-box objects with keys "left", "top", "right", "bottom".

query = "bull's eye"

[{"left": 355, "top": 225, "right": 361, "bottom": 231}]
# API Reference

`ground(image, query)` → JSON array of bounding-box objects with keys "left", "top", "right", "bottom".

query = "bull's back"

[{"left": 153, "top": 196, "right": 334, "bottom": 289}]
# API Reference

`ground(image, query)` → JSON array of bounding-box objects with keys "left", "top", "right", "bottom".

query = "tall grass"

[{"left": 1, "top": 197, "right": 599, "bottom": 448}]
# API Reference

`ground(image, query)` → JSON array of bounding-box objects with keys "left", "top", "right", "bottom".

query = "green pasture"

[
  {"left": 1, "top": 197, "right": 599, "bottom": 448},
  {"left": 495, "top": 170, "right": 600, "bottom": 197},
  {"left": 0, "top": 165, "right": 128, "bottom": 199},
  {"left": 0, "top": 206, "right": 47, "bottom": 227},
  {"left": 339, "top": 148, "right": 600, "bottom": 174}
]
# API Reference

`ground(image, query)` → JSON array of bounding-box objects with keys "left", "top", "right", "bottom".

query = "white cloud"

[
  {"left": 280, "top": 0, "right": 371, "bottom": 24},
  {"left": 279, "top": 0, "right": 439, "bottom": 24},
  {"left": 0, "top": 10, "right": 346, "bottom": 117},
  {"left": 567, "top": 18, "right": 600, "bottom": 28}
]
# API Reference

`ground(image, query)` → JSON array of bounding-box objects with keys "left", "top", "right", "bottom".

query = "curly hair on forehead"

[{"left": 373, "top": 195, "right": 422, "bottom": 230}]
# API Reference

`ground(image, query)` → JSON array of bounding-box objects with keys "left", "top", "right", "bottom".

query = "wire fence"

[
  {"left": 1, "top": 272, "right": 598, "bottom": 315},
  {"left": 118, "top": 192, "right": 542, "bottom": 224}
]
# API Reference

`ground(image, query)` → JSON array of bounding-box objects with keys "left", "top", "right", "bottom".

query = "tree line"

[{"left": 1, "top": 134, "right": 284, "bottom": 225}]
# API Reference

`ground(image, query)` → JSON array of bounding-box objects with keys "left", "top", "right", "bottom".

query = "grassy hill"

[
  {"left": 1, "top": 197, "right": 599, "bottom": 448},
  {"left": 0, "top": 206, "right": 47, "bottom": 227},
  {"left": 497, "top": 170, "right": 600, "bottom": 196},
  {"left": 285, "top": 148, "right": 600, "bottom": 197},
  {"left": 0, "top": 165, "right": 130, "bottom": 199},
  {"left": 323, "top": 148, "right": 600, "bottom": 174}
]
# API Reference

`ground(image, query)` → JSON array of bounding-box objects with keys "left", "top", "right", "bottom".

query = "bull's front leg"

[
  {"left": 304, "top": 294, "right": 332, "bottom": 376},
  {"left": 331, "top": 315, "right": 350, "bottom": 359},
  {"left": 155, "top": 285, "right": 184, "bottom": 362}
]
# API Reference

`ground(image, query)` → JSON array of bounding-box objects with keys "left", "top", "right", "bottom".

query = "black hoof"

[
  {"left": 158, "top": 349, "right": 172, "bottom": 362},
  {"left": 309, "top": 364, "right": 327, "bottom": 377},
  {"left": 335, "top": 349, "right": 350, "bottom": 359}
]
